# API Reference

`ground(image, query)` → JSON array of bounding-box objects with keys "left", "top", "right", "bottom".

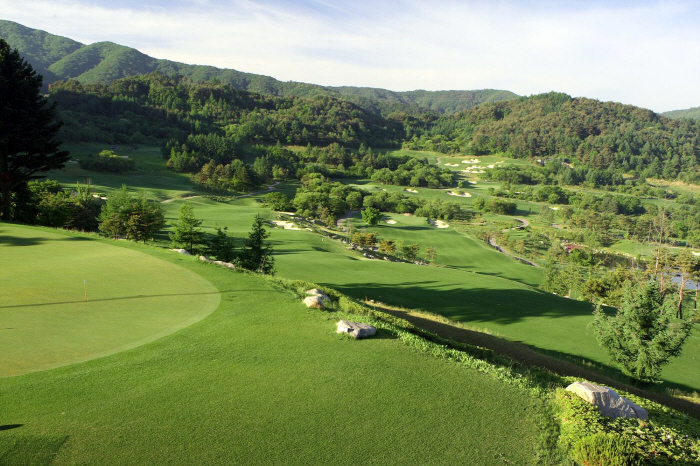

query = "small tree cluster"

[
  {"left": 239, "top": 214, "right": 274, "bottom": 274},
  {"left": 99, "top": 186, "right": 165, "bottom": 242},
  {"left": 79, "top": 150, "right": 136, "bottom": 172}
]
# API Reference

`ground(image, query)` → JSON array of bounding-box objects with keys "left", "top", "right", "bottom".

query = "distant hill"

[
  {"left": 406, "top": 92, "right": 700, "bottom": 182},
  {"left": 0, "top": 19, "right": 518, "bottom": 115},
  {"left": 662, "top": 107, "right": 700, "bottom": 120}
]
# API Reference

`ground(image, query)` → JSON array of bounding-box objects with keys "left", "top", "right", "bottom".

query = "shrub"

[
  {"left": 79, "top": 150, "right": 136, "bottom": 172},
  {"left": 570, "top": 433, "right": 641, "bottom": 466}
]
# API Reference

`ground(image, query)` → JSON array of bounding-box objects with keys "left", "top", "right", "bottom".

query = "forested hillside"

[
  {"left": 0, "top": 20, "right": 517, "bottom": 116},
  {"left": 406, "top": 92, "right": 700, "bottom": 183},
  {"left": 663, "top": 106, "right": 700, "bottom": 120},
  {"left": 49, "top": 74, "right": 404, "bottom": 149}
]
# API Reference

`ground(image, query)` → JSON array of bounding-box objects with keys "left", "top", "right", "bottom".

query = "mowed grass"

[
  {"left": 160, "top": 196, "right": 700, "bottom": 393},
  {"left": 0, "top": 226, "right": 544, "bottom": 465},
  {"left": 48, "top": 143, "right": 196, "bottom": 200},
  {"left": 0, "top": 223, "right": 219, "bottom": 376}
]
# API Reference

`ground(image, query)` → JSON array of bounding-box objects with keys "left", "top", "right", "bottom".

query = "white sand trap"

[
  {"left": 385, "top": 220, "right": 397, "bottom": 224},
  {"left": 402, "top": 213, "right": 414, "bottom": 216},
  {"left": 272, "top": 220, "right": 301, "bottom": 230},
  {"left": 461, "top": 158, "right": 480, "bottom": 164},
  {"left": 444, "top": 163, "right": 460, "bottom": 167},
  {"left": 429, "top": 219, "right": 449, "bottom": 228},
  {"left": 487, "top": 164, "right": 495, "bottom": 168},
  {"left": 447, "top": 191, "right": 472, "bottom": 198},
  {"left": 467, "top": 180, "right": 477, "bottom": 184},
  {"left": 550, "top": 206, "right": 560, "bottom": 210},
  {"left": 405, "top": 188, "right": 418, "bottom": 193},
  {"left": 692, "top": 251, "right": 700, "bottom": 256}
]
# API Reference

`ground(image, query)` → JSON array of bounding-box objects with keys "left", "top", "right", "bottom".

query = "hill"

[
  {"left": 406, "top": 92, "right": 700, "bottom": 183},
  {"left": 0, "top": 19, "right": 517, "bottom": 116},
  {"left": 663, "top": 106, "right": 700, "bottom": 120}
]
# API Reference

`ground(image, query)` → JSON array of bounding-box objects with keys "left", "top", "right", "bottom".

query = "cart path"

[{"left": 377, "top": 305, "right": 700, "bottom": 419}]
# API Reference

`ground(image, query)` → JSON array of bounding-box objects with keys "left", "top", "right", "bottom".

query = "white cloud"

[{"left": 1, "top": 0, "right": 698, "bottom": 111}]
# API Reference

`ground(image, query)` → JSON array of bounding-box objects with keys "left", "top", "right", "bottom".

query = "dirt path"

[
  {"left": 336, "top": 210, "right": 359, "bottom": 230},
  {"left": 378, "top": 305, "right": 700, "bottom": 419}
]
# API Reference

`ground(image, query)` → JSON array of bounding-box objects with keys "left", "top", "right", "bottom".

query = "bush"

[
  {"left": 570, "top": 433, "right": 641, "bottom": 466},
  {"left": 79, "top": 150, "right": 136, "bottom": 172}
]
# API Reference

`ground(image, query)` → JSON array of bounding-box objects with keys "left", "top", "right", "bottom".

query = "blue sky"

[{"left": 2, "top": 0, "right": 700, "bottom": 112}]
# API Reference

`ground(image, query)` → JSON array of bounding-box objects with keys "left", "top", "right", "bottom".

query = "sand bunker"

[
  {"left": 405, "top": 188, "right": 418, "bottom": 193},
  {"left": 487, "top": 164, "right": 495, "bottom": 168},
  {"left": 444, "top": 163, "right": 460, "bottom": 167},
  {"left": 692, "top": 251, "right": 700, "bottom": 256},
  {"left": 428, "top": 219, "right": 449, "bottom": 228},
  {"left": 271, "top": 220, "right": 301, "bottom": 230},
  {"left": 385, "top": 220, "right": 397, "bottom": 224},
  {"left": 461, "top": 158, "right": 480, "bottom": 164},
  {"left": 447, "top": 191, "right": 471, "bottom": 198}
]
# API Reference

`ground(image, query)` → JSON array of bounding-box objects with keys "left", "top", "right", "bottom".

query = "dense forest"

[
  {"left": 49, "top": 74, "right": 404, "bottom": 148},
  {"left": 406, "top": 92, "right": 700, "bottom": 183}
]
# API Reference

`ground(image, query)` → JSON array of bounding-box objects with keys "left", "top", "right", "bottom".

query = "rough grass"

[
  {"left": 0, "top": 223, "right": 219, "bottom": 376},
  {"left": 0, "top": 226, "right": 544, "bottom": 465}
]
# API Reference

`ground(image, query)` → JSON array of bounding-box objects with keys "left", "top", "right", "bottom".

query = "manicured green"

[
  {"left": 0, "top": 223, "right": 219, "bottom": 376},
  {"left": 0, "top": 225, "right": 543, "bottom": 465}
]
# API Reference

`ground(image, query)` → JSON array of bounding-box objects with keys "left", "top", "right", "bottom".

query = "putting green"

[{"left": 0, "top": 223, "right": 220, "bottom": 376}]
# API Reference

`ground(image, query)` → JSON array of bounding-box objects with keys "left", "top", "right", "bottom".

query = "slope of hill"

[
  {"left": 663, "top": 106, "right": 700, "bottom": 120},
  {"left": 406, "top": 92, "right": 700, "bottom": 183},
  {"left": 0, "top": 19, "right": 517, "bottom": 115}
]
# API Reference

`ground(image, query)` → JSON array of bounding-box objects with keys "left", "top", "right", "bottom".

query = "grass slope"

[
  {"left": 0, "top": 223, "right": 219, "bottom": 376},
  {"left": 0, "top": 226, "right": 543, "bottom": 464}
]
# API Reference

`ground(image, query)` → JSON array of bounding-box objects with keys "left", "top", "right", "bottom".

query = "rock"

[
  {"left": 198, "top": 255, "right": 213, "bottom": 263},
  {"left": 336, "top": 320, "right": 377, "bottom": 339},
  {"left": 170, "top": 248, "right": 190, "bottom": 255},
  {"left": 565, "top": 382, "right": 648, "bottom": 420},
  {"left": 305, "top": 289, "right": 330, "bottom": 302},
  {"left": 304, "top": 296, "right": 325, "bottom": 308},
  {"left": 213, "top": 260, "right": 236, "bottom": 269}
]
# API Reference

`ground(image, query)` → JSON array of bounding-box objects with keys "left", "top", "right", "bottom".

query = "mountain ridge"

[{"left": 0, "top": 19, "right": 517, "bottom": 116}]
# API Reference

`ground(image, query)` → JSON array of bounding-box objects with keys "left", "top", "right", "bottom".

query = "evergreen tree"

[
  {"left": 207, "top": 226, "right": 235, "bottom": 262},
  {"left": 169, "top": 202, "right": 203, "bottom": 253},
  {"left": 0, "top": 38, "right": 69, "bottom": 220},
  {"left": 590, "top": 281, "right": 694, "bottom": 384},
  {"left": 240, "top": 214, "right": 274, "bottom": 274}
]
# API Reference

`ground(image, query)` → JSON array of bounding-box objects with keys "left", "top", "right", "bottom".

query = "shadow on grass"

[
  {"left": 0, "top": 289, "right": 260, "bottom": 309},
  {"left": 0, "top": 425, "right": 23, "bottom": 431},
  {"left": 0, "top": 234, "right": 95, "bottom": 247},
  {"left": 384, "top": 307, "right": 700, "bottom": 419},
  {"left": 325, "top": 280, "right": 593, "bottom": 325}
]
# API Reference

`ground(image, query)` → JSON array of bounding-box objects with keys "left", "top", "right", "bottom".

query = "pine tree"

[
  {"left": 0, "top": 39, "right": 69, "bottom": 219},
  {"left": 169, "top": 202, "right": 203, "bottom": 253},
  {"left": 240, "top": 214, "right": 274, "bottom": 274},
  {"left": 590, "top": 281, "right": 694, "bottom": 383}
]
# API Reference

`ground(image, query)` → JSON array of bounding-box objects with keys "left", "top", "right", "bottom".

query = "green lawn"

[
  {"left": 48, "top": 143, "right": 196, "bottom": 200},
  {"left": 0, "top": 226, "right": 544, "bottom": 465},
  {"left": 0, "top": 223, "right": 219, "bottom": 376}
]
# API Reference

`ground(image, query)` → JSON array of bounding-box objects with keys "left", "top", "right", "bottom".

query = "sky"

[{"left": 1, "top": 0, "right": 699, "bottom": 112}]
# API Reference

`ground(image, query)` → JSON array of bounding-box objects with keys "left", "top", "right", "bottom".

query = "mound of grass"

[{"left": 0, "top": 223, "right": 219, "bottom": 376}]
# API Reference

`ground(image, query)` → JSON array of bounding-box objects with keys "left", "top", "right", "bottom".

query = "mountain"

[
  {"left": 662, "top": 107, "right": 700, "bottom": 120},
  {"left": 0, "top": 19, "right": 518, "bottom": 115}
]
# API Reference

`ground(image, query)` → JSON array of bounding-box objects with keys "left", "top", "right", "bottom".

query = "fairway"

[
  {"left": 0, "top": 227, "right": 544, "bottom": 464},
  {"left": 0, "top": 223, "right": 220, "bottom": 376}
]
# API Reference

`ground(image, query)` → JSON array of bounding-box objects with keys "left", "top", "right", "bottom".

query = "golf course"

[{"left": 0, "top": 224, "right": 546, "bottom": 465}]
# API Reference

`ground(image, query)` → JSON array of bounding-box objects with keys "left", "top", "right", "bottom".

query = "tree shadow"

[
  {"left": 0, "top": 290, "right": 249, "bottom": 309},
  {"left": 325, "top": 280, "right": 593, "bottom": 325},
  {"left": 0, "top": 424, "right": 23, "bottom": 431}
]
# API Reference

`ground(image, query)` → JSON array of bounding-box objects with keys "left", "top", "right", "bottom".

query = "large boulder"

[
  {"left": 199, "top": 255, "right": 213, "bottom": 263},
  {"left": 213, "top": 260, "right": 236, "bottom": 270},
  {"left": 304, "top": 296, "right": 325, "bottom": 309},
  {"left": 305, "top": 288, "right": 330, "bottom": 302},
  {"left": 565, "top": 382, "right": 648, "bottom": 420},
  {"left": 336, "top": 320, "right": 377, "bottom": 339},
  {"left": 170, "top": 248, "right": 190, "bottom": 255}
]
